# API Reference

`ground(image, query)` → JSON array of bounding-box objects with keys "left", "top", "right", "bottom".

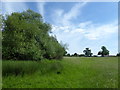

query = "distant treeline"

[
  {"left": 2, "top": 9, "right": 67, "bottom": 60},
  {"left": 65, "top": 47, "right": 120, "bottom": 57},
  {"left": 65, "top": 54, "right": 118, "bottom": 57}
]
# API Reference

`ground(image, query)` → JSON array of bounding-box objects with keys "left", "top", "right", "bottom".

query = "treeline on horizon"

[
  {"left": 2, "top": 9, "right": 67, "bottom": 60},
  {"left": 65, "top": 46, "right": 120, "bottom": 57},
  {"left": 65, "top": 53, "right": 120, "bottom": 57}
]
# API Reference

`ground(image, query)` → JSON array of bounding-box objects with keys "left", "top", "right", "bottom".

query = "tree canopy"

[
  {"left": 98, "top": 46, "right": 109, "bottom": 57},
  {"left": 117, "top": 52, "right": 120, "bottom": 56},
  {"left": 2, "top": 9, "right": 66, "bottom": 60},
  {"left": 83, "top": 48, "right": 93, "bottom": 57}
]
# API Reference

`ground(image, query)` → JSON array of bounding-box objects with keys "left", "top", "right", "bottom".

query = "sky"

[{"left": 1, "top": 1, "right": 118, "bottom": 55}]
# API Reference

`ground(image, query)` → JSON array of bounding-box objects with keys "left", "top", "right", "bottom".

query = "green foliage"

[
  {"left": 83, "top": 48, "right": 93, "bottom": 57},
  {"left": 74, "top": 53, "right": 78, "bottom": 56},
  {"left": 79, "top": 54, "right": 85, "bottom": 57},
  {"left": 71, "top": 53, "right": 79, "bottom": 57},
  {"left": 98, "top": 46, "right": 109, "bottom": 57},
  {"left": 66, "top": 53, "right": 70, "bottom": 57},
  {"left": 116, "top": 52, "right": 120, "bottom": 56},
  {"left": 2, "top": 9, "right": 66, "bottom": 60}
]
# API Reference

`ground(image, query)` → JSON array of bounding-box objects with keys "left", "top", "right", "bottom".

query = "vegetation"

[
  {"left": 98, "top": 46, "right": 109, "bottom": 57},
  {"left": 83, "top": 48, "right": 93, "bottom": 57},
  {"left": 1, "top": 9, "right": 118, "bottom": 88},
  {"left": 2, "top": 9, "right": 66, "bottom": 60},
  {"left": 79, "top": 54, "right": 85, "bottom": 57},
  {"left": 2, "top": 57, "right": 118, "bottom": 88},
  {"left": 116, "top": 52, "right": 120, "bottom": 56},
  {"left": 3, "top": 60, "right": 62, "bottom": 76}
]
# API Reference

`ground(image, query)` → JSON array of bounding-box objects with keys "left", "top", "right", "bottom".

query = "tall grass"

[
  {"left": 2, "top": 57, "right": 118, "bottom": 88},
  {"left": 2, "top": 60, "right": 63, "bottom": 76}
]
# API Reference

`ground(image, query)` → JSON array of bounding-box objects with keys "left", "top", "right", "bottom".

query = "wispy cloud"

[
  {"left": 84, "top": 21, "right": 118, "bottom": 40},
  {"left": 49, "top": 2, "right": 118, "bottom": 54},
  {"left": 52, "top": 21, "right": 117, "bottom": 40},
  {"left": 62, "top": 2, "right": 86, "bottom": 25},
  {"left": 53, "top": 2, "right": 87, "bottom": 26},
  {"left": 36, "top": 2, "right": 46, "bottom": 18},
  {"left": 51, "top": 2, "right": 117, "bottom": 40},
  {"left": 51, "top": 21, "right": 117, "bottom": 54}
]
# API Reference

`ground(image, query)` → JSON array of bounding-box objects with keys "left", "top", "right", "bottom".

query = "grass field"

[{"left": 2, "top": 57, "right": 118, "bottom": 88}]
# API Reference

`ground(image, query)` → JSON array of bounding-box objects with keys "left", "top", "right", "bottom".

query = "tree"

[
  {"left": 73, "top": 53, "right": 78, "bottom": 57},
  {"left": 98, "top": 46, "right": 109, "bottom": 57},
  {"left": 2, "top": 10, "right": 44, "bottom": 60},
  {"left": 117, "top": 52, "right": 120, "bottom": 56},
  {"left": 83, "top": 48, "right": 93, "bottom": 57},
  {"left": 66, "top": 53, "right": 70, "bottom": 57},
  {"left": 2, "top": 9, "right": 66, "bottom": 60}
]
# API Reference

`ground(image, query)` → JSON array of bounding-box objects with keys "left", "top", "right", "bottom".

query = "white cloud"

[
  {"left": 71, "top": 28, "right": 85, "bottom": 34},
  {"left": 49, "top": 2, "right": 118, "bottom": 55},
  {"left": 63, "top": 2, "right": 86, "bottom": 25},
  {"left": 52, "top": 25, "right": 70, "bottom": 32},
  {"left": 84, "top": 21, "right": 118, "bottom": 40},
  {"left": 51, "top": 20, "right": 117, "bottom": 54},
  {"left": 36, "top": 2, "right": 46, "bottom": 18},
  {"left": 53, "top": 2, "right": 87, "bottom": 26},
  {"left": 51, "top": 21, "right": 117, "bottom": 40},
  {"left": 78, "top": 21, "right": 92, "bottom": 28},
  {"left": 51, "top": 2, "right": 117, "bottom": 41}
]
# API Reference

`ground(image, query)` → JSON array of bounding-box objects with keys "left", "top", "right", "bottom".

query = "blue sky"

[{"left": 2, "top": 2, "right": 118, "bottom": 55}]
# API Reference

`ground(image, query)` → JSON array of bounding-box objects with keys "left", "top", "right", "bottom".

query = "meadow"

[{"left": 2, "top": 57, "right": 118, "bottom": 88}]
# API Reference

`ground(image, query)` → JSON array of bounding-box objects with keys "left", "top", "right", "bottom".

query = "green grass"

[
  {"left": 2, "top": 57, "right": 118, "bottom": 88},
  {"left": 2, "top": 60, "right": 62, "bottom": 76}
]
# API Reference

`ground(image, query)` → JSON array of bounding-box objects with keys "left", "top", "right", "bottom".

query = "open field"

[{"left": 2, "top": 57, "right": 118, "bottom": 88}]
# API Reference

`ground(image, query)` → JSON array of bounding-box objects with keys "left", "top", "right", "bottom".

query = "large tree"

[
  {"left": 98, "top": 46, "right": 109, "bottom": 57},
  {"left": 83, "top": 48, "right": 93, "bottom": 57},
  {"left": 2, "top": 9, "right": 66, "bottom": 60}
]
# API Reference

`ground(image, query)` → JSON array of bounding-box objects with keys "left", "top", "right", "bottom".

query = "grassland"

[{"left": 2, "top": 57, "right": 118, "bottom": 88}]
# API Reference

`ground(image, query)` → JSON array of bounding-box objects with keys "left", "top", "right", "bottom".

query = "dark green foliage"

[
  {"left": 66, "top": 53, "right": 70, "bottom": 57},
  {"left": 116, "top": 52, "right": 120, "bottom": 56},
  {"left": 93, "top": 55, "right": 98, "bottom": 57},
  {"left": 72, "top": 53, "right": 79, "bottom": 57},
  {"left": 83, "top": 48, "right": 93, "bottom": 57},
  {"left": 2, "top": 9, "right": 66, "bottom": 60},
  {"left": 79, "top": 54, "right": 85, "bottom": 57},
  {"left": 98, "top": 46, "right": 109, "bottom": 57},
  {"left": 74, "top": 53, "right": 78, "bottom": 56}
]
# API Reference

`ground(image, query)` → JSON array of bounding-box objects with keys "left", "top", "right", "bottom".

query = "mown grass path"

[{"left": 2, "top": 57, "right": 118, "bottom": 88}]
